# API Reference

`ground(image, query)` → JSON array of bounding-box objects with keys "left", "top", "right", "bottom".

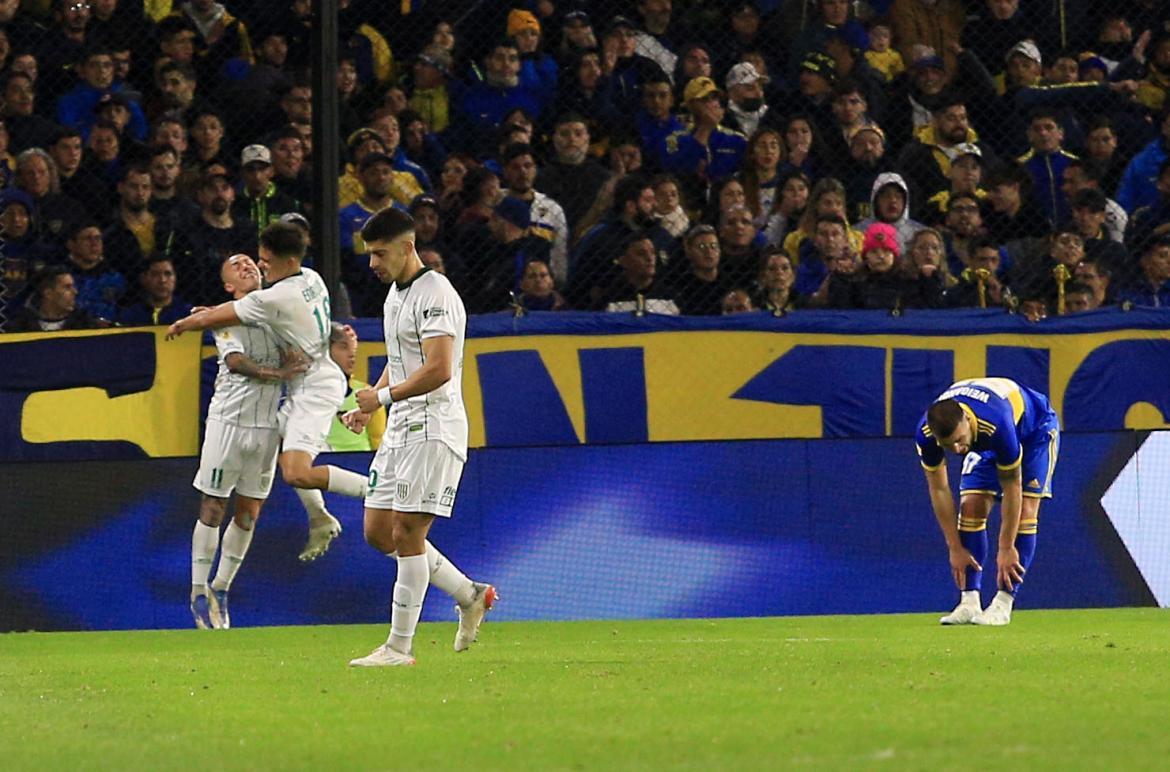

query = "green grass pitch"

[{"left": 2, "top": 609, "right": 1167, "bottom": 770}]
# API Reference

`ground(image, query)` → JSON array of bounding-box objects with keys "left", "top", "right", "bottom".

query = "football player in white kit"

[
  {"left": 345, "top": 207, "right": 496, "bottom": 667},
  {"left": 168, "top": 222, "right": 370, "bottom": 559},
  {"left": 188, "top": 254, "right": 306, "bottom": 629}
]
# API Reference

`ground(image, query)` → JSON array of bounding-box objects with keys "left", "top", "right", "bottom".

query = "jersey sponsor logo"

[
  {"left": 422, "top": 307, "right": 446, "bottom": 318},
  {"left": 1027, "top": 478, "right": 1041, "bottom": 488},
  {"left": 440, "top": 485, "right": 456, "bottom": 507},
  {"left": 408, "top": 423, "right": 424, "bottom": 432}
]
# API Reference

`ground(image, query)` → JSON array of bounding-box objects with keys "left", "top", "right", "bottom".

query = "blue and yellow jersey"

[{"left": 915, "top": 378, "right": 1056, "bottom": 472}]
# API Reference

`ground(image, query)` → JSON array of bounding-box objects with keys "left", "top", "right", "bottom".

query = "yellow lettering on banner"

[
  {"left": 1125, "top": 403, "right": 1170, "bottom": 429},
  {"left": 20, "top": 330, "right": 202, "bottom": 456}
]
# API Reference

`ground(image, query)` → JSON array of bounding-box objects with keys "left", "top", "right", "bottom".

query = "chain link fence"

[{"left": 2, "top": 1, "right": 1170, "bottom": 332}]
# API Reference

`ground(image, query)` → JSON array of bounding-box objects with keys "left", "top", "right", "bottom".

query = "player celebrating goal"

[
  {"left": 916, "top": 377, "right": 1060, "bottom": 626},
  {"left": 168, "top": 223, "right": 368, "bottom": 559},
  {"left": 189, "top": 254, "right": 306, "bottom": 629},
  {"left": 346, "top": 207, "right": 496, "bottom": 667}
]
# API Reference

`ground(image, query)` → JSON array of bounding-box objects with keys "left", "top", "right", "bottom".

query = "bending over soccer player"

[
  {"left": 168, "top": 222, "right": 369, "bottom": 561},
  {"left": 190, "top": 255, "right": 307, "bottom": 628},
  {"left": 345, "top": 207, "right": 496, "bottom": 667},
  {"left": 916, "top": 377, "right": 1060, "bottom": 626}
]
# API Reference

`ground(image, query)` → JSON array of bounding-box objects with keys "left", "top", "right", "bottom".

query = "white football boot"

[
  {"left": 349, "top": 644, "right": 416, "bottom": 667},
  {"left": 973, "top": 591, "right": 1014, "bottom": 626},
  {"left": 940, "top": 590, "right": 983, "bottom": 625},
  {"left": 454, "top": 583, "right": 498, "bottom": 652},
  {"left": 299, "top": 512, "right": 342, "bottom": 562}
]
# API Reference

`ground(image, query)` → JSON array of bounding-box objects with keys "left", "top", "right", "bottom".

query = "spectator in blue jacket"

[
  {"left": 56, "top": 44, "right": 147, "bottom": 142},
  {"left": 1017, "top": 107, "right": 1078, "bottom": 227},
  {"left": 1117, "top": 234, "right": 1170, "bottom": 307},
  {"left": 116, "top": 256, "right": 193, "bottom": 327},
  {"left": 508, "top": 9, "right": 557, "bottom": 113},
  {"left": 636, "top": 72, "right": 684, "bottom": 167},
  {"left": 62, "top": 220, "right": 126, "bottom": 322},
  {"left": 660, "top": 77, "right": 747, "bottom": 186},
  {"left": 453, "top": 39, "right": 542, "bottom": 155},
  {"left": 1116, "top": 107, "right": 1170, "bottom": 214}
]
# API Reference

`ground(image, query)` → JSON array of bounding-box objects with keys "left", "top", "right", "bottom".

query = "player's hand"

[
  {"left": 355, "top": 387, "right": 380, "bottom": 413},
  {"left": 948, "top": 546, "right": 982, "bottom": 590},
  {"left": 278, "top": 348, "right": 309, "bottom": 379},
  {"left": 190, "top": 306, "right": 211, "bottom": 315},
  {"left": 997, "top": 545, "right": 1024, "bottom": 590},
  {"left": 165, "top": 320, "right": 185, "bottom": 340},
  {"left": 341, "top": 409, "right": 370, "bottom": 433}
]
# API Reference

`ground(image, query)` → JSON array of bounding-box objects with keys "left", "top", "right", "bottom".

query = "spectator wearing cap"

[
  {"left": 922, "top": 143, "right": 987, "bottom": 225},
  {"left": 409, "top": 44, "right": 453, "bottom": 134},
  {"left": 159, "top": 169, "right": 254, "bottom": 304},
  {"left": 1017, "top": 107, "right": 1079, "bottom": 227},
  {"left": 881, "top": 48, "right": 948, "bottom": 144},
  {"left": 890, "top": 0, "right": 965, "bottom": 80},
  {"left": 47, "top": 127, "right": 110, "bottom": 223},
  {"left": 339, "top": 151, "right": 409, "bottom": 315},
  {"left": 670, "top": 223, "right": 733, "bottom": 315},
  {"left": 859, "top": 172, "right": 925, "bottom": 252},
  {"left": 5, "top": 264, "right": 109, "bottom": 333},
  {"left": 508, "top": 8, "right": 558, "bottom": 112},
  {"left": 0, "top": 189, "right": 55, "bottom": 319},
  {"left": 635, "top": 71, "right": 684, "bottom": 166},
  {"left": 795, "top": 52, "right": 838, "bottom": 122},
  {"left": 232, "top": 144, "right": 300, "bottom": 242},
  {"left": 56, "top": 44, "right": 148, "bottom": 142},
  {"left": 337, "top": 127, "right": 416, "bottom": 210},
  {"left": 560, "top": 9, "right": 597, "bottom": 58},
  {"left": 828, "top": 221, "right": 938, "bottom": 310},
  {"left": 452, "top": 39, "right": 541, "bottom": 156},
  {"left": 843, "top": 126, "right": 894, "bottom": 222},
  {"left": 500, "top": 142, "right": 571, "bottom": 283},
  {"left": 1125, "top": 158, "right": 1170, "bottom": 257},
  {"left": 604, "top": 15, "right": 670, "bottom": 118},
  {"left": 895, "top": 92, "right": 999, "bottom": 203},
  {"left": 723, "top": 62, "right": 770, "bottom": 139},
  {"left": 660, "top": 76, "right": 747, "bottom": 186},
  {"left": 537, "top": 113, "right": 612, "bottom": 234},
  {"left": 1117, "top": 107, "right": 1170, "bottom": 215},
  {"left": 116, "top": 256, "right": 193, "bottom": 327},
  {"left": 61, "top": 219, "right": 126, "bottom": 321},
  {"left": 1116, "top": 235, "right": 1170, "bottom": 307},
  {"left": 101, "top": 164, "right": 157, "bottom": 280},
  {"left": 470, "top": 196, "right": 551, "bottom": 313}
]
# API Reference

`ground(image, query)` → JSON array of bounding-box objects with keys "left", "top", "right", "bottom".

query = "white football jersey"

[
  {"left": 234, "top": 267, "right": 346, "bottom": 408},
  {"left": 383, "top": 268, "right": 468, "bottom": 459},
  {"left": 206, "top": 324, "right": 283, "bottom": 429}
]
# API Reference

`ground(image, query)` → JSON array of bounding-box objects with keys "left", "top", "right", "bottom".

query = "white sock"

[
  {"left": 295, "top": 486, "right": 330, "bottom": 525},
  {"left": 994, "top": 590, "right": 1015, "bottom": 607},
  {"left": 211, "top": 520, "right": 254, "bottom": 592},
  {"left": 326, "top": 466, "right": 367, "bottom": 498},
  {"left": 960, "top": 590, "right": 980, "bottom": 606},
  {"left": 191, "top": 521, "right": 219, "bottom": 596},
  {"left": 387, "top": 554, "right": 429, "bottom": 654},
  {"left": 427, "top": 542, "right": 476, "bottom": 607},
  {"left": 382, "top": 542, "right": 476, "bottom": 607}
]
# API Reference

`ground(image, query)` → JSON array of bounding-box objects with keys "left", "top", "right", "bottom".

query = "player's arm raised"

[
  {"left": 166, "top": 301, "right": 242, "bottom": 340},
  {"left": 924, "top": 464, "right": 981, "bottom": 589},
  {"left": 355, "top": 336, "right": 454, "bottom": 413}
]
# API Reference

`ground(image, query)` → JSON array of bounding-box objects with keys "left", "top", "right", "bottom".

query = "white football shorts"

[
  {"left": 278, "top": 394, "right": 337, "bottom": 458},
  {"left": 193, "top": 418, "right": 280, "bottom": 499},
  {"left": 366, "top": 440, "right": 465, "bottom": 516}
]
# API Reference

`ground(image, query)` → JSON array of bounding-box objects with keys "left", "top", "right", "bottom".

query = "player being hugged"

[
  {"left": 188, "top": 254, "right": 307, "bottom": 629},
  {"left": 344, "top": 207, "right": 496, "bottom": 667},
  {"left": 916, "top": 377, "right": 1060, "bottom": 626},
  {"left": 168, "top": 222, "right": 369, "bottom": 561}
]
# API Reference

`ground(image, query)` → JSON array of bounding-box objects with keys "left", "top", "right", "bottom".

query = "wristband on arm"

[{"left": 377, "top": 386, "right": 394, "bottom": 406}]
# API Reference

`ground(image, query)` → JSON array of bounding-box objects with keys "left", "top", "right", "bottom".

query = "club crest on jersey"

[
  {"left": 422, "top": 307, "right": 445, "bottom": 318},
  {"left": 396, "top": 481, "right": 409, "bottom": 500}
]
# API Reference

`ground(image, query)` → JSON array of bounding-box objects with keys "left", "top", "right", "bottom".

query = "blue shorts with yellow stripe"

[{"left": 959, "top": 419, "right": 1061, "bottom": 500}]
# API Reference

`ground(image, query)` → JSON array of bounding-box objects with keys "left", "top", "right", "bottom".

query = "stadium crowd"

[{"left": 2, "top": 0, "right": 1170, "bottom": 332}]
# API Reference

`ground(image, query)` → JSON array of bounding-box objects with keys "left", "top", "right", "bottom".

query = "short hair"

[
  {"left": 150, "top": 145, "right": 179, "bottom": 163},
  {"left": 502, "top": 142, "right": 536, "bottom": 165},
  {"left": 930, "top": 90, "right": 966, "bottom": 113},
  {"left": 554, "top": 111, "right": 588, "bottom": 128},
  {"left": 947, "top": 191, "right": 980, "bottom": 210},
  {"left": 159, "top": 61, "right": 197, "bottom": 82},
  {"left": 64, "top": 219, "right": 100, "bottom": 241},
  {"left": 80, "top": 43, "right": 113, "bottom": 63},
  {"left": 1028, "top": 107, "right": 1061, "bottom": 126},
  {"left": 622, "top": 229, "right": 653, "bottom": 253},
  {"left": 926, "top": 399, "right": 964, "bottom": 441},
  {"left": 139, "top": 253, "right": 175, "bottom": 277},
  {"left": 1065, "top": 281, "right": 1093, "bottom": 297},
  {"left": 969, "top": 235, "right": 1001, "bottom": 255},
  {"left": 1086, "top": 114, "right": 1115, "bottom": 134},
  {"left": 815, "top": 213, "right": 847, "bottom": 229},
  {"left": 1078, "top": 256, "right": 1111, "bottom": 277},
  {"left": 31, "top": 264, "right": 72, "bottom": 299},
  {"left": 156, "top": 16, "right": 196, "bottom": 40},
  {"left": 612, "top": 174, "right": 651, "bottom": 214},
  {"left": 118, "top": 164, "right": 150, "bottom": 182},
  {"left": 259, "top": 220, "right": 307, "bottom": 259},
  {"left": 985, "top": 165, "right": 1029, "bottom": 191},
  {"left": 831, "top": 77, "right": 863, "bottom": 99},
  {"left": 50, "top": 127, "right": 82, "bottom": 147},
  {"left": 360, "top": 207, "right": 415, "bottom": 244},
  {"left": 1067, "top": 157, "right": 1106, "bottom": 185},
  {"left": 1, "top": 70, "right": 33, "bottom": 90}
]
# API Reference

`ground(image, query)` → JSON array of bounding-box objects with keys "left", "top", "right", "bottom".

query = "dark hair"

[
  {"left": 1067, "top": 157, "right": 1106, "bottom": 185},
  {"left": 91, "top": 119, "right": 120, "bottom": 135},
  {"left": 554, "top": 111, "right": 589, "bottom": 128},
  {"left": 150, "top": 145, "right": 179, "bottom": 162},
  {"left": 831, "top": 77, "right": 863, "bottom": 99},
  {"left": 360, "top": 207, "right": 415, "bottom": 244},
  {"left": 947, "top": 191, "right": 980, "bottom": 210},
  {"left": 926, "top": 399, "right": 964, "bottom": 441},
  {"left": 1, "top": 70, "right": 33, "bottom": 89},
  {"left": 64, "top": 219, "right": 100, "bottom": 241},
  {"left": 1028, "top": 107, "right": 1061, "bottom": 126},
  {"left": 969, "top": 235, "right": 1000, "bottom": 255},
  {"left": 31, "top": 264, "right": 72, "bottom": 299},
  {"left": 1086, "top": 114, "right": 1115, "bottom": 134},
  {"left": 502, "top": 142, "right": 536, "bottom": 165},
  {"left": 259, "top": 220, "right": 308, "bottom": 259},
  {"left": 460, "top": 166, "right": 498, "bottom": 208},
  {"left": 1065, "top": 281, "right": 1093, "bottom": 297},
  {"left": 159, "top": 60, "right": 196, "bottom": 82},
  {"left": 119, "top": 164, "right": 150, "bottom": 182},
  {"left": 1078, "top": 256, "right": 1111, "bottom": 277},
  {"left": 622, "top": 228, "right": 653, "bottom": 253},
  {"left": 156, "top": 16, "right": 196, "bottom": 40},
  {"left": 815, "top": 213, "right": 847, "bottom": 229},
  {"left": 985, "top": 165, "right": 1029, "bottom": 192},
  {"left": 50, "top": 126, "right": 82, "bottom": 146},
  {"left": 80, "top": 43, "right": 113, "bottom": 63},
  {"left": 140, "top": 253, "right": 175, "bottom": 276},
  {"left": 612, "top": 174, "right": 651, "bottom": 215}
]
